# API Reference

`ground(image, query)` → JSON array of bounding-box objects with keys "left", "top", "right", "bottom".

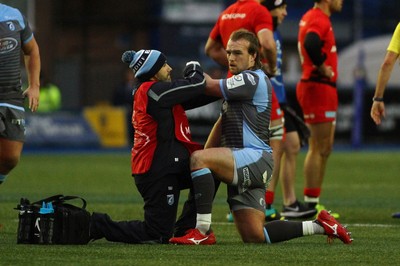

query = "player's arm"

[
  {"left": 303, "top": 32, "right": 333, "bottom": 79},
  {"left": 205, "top": 37, "right": 228, "bottom": 67},
  {"left": 370, "top": 50, "right": 399, "bottom": 125},
  {"left": 258, "top": 28, "right": 277, "bottom": 76},
  {"left": 204, "top": 73, "right": 223, "bottom": 98},
  {"left": 374, "top": 50, "right": 399, "bottom": 99},
  {"left": 150, "top": 62, "right": 206, "bottom": 107},
  {"left": 22, "top": 36, "right": 41, "bottom": 112}
]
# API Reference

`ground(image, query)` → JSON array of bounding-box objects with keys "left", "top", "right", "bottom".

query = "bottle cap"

[{"left": 39, "top": 201, "right": 54, "bottom": 214}]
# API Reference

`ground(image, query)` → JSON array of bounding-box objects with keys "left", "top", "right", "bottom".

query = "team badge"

[
  {"left": 167, "top": 194, "right": 174, "bottom": 206},
  {"left": 7, "top": 22, "right": 15, "bottom": 31}
]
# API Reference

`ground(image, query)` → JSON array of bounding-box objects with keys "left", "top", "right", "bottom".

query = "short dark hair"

[{"left": 229, "top": 29, "right": 262, "bottom": 69}]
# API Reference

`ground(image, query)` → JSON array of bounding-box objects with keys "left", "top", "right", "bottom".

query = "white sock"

[
  {"left": 302, "top": 221, "right": 315, "bottom": 236},
  {"left": 302, "top": 221, "right": 325, "bottom": 236},
  {"left": 196, "top": 213, "right": 212, "bottom": 235}
]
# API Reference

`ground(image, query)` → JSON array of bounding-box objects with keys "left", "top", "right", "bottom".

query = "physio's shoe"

[
  {"left": 169, "top": 228, "right": 216, "bottom": 245},
  {"left": 392, "top": 212, "right": 400, "bottom": 218},
  {"left": 315, "top": 204, "right": 340, "bottom": 219},
  {"left": 265, "top": 206, "right": 284, "bottom": 221},
  {"left": 281, "top": 200, "right": 317, "bottom": 219},
  {"left": 316, "top": 210, "right": 352, "bottom": 244}
]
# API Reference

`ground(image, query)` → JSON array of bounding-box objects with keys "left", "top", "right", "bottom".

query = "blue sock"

[{"left": 0, "top": 174, "right": 7, "bottom": 184}]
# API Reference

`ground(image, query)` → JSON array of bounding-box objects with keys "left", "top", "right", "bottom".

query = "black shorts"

[
  {"left": 0, "top": 105, "right": 25, "bottom": 141},
  {"left": 284, "top": 109, "right": 297, "bottom": 133}
]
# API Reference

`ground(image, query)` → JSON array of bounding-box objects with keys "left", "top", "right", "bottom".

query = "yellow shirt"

[
  {"left": 37, "top": 83, "right": 61, "bottom": 112},
  {"left": 387, "top": 23, "right": 400, "bottom": 54}
]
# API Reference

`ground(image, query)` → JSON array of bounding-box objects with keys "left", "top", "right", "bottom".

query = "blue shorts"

[{"left": 227, "top": 148, "right": 273, "bottom": 212}]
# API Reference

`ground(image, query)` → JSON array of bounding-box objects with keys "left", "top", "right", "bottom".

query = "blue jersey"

[
  {"left": 0, "top": 4, "right": 33, "bottom": 102},
  {"left": 219, "top": 69, "right": 272, "bottom": 153},
  {"left": 270, "top": 30, "right": 286, "bottom": 104}
]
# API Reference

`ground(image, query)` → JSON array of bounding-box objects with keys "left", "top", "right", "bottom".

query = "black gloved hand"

[{"left": 183, "top": 61, "right": 203, "bottom": 78}]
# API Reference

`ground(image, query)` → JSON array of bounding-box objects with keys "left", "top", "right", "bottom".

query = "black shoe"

[
  {"left": 281, "top": 200, "right": 317, "bottom": 219},
  {"left": 265, "top": 206, "right": 284, "bottom": 221}
]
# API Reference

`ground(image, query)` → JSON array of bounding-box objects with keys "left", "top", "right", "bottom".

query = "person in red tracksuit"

[
  {"left": 296, "top": 0, "right": 343, "bottom": 217},
  {"left": 89, "top": 49, "right": 217, "bottom": 244}
]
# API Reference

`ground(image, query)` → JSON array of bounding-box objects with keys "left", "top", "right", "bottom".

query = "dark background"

[{"left": 4, "top": 0, "right": 400, "bottom": 146}]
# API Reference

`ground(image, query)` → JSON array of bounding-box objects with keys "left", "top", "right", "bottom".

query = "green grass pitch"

[{"left": 0, "top": 150, "right": 399, "bottom": 265}]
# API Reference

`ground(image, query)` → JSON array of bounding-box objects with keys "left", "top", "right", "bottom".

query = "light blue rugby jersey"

[
  {"left": 219, "top": 69, "right": 273, "bottom": 153},
  {"left": 0, "top": 4, "right": 33, "bottom": 102}
]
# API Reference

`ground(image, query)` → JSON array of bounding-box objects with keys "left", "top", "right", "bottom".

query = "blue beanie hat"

[
  {"left": 121, "top": 49, "right": 166, "bottom": 81},
  {"left": 262, "top": 0, "right": 287, "bottom": 11}
]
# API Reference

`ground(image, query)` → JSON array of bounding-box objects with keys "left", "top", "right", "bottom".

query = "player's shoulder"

[
  {"left": 240, "top": 70, "right": 262, "bottom": 86},
  {"left": 0, "top": 4, "right": 24, "bottom": 19}
]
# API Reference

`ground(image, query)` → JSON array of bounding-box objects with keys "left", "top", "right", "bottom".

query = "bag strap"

[
  {"left": 60, "top": 195, "right": 87, "bottom": 210},
  {"left": 32, "top": 194, "right": 65, "bottom": 206},
  {"left": 32, "top": 195, "right": 87, "bottom": 210}
]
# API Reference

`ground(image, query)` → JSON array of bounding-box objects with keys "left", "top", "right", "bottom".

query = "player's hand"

[
  {"left": 318, "top": 64, "right": 334, "bottom": 79},
  {"left": 23, "top": 85, "right": 40, "bottom": 112},
  {"left": 371, "top": 101, "right": 385, "bottom": 125},
  {"left": 183, "top": 61, "right": 203, "bottom": 78}
]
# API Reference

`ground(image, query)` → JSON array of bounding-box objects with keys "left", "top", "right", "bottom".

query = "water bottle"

[{"left": 38, "top": 202, "right": 55, "bottom": 244}]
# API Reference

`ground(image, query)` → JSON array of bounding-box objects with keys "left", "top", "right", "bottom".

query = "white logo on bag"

[{"left": 35, "top": 217, "right": 41, "bottom": 232}]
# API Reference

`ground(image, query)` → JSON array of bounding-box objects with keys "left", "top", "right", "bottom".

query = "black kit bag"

[{"left": 15, "top": 194, "right": 91, "bottom": 245}]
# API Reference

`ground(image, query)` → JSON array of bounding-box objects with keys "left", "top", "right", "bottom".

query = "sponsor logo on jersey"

[
  {"left": 246, "top": 73, "right": 256, "bottom": 85},
  {"left": 179, "top": 122, "right": 191, "bottom": 141},
  {"left": 0, "top": 37, "right": 18, "bottom": 54},
  {"left": 221, "top": 13, "right": 246, "bottom": 20},
  {"left": 241, "top": 167, "right": 251, "bottom": 192},
  {"left": 226, "top": 74, "right": 245, "bottom": 90}
]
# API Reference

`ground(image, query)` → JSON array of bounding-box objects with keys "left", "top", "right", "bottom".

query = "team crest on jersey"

[
  {"left": 7, "top": 22, "right": 15, "bottom": 31},
  {"left": 227, "top": 74, "right": 245, "bottom": 90},
  {"left": 167, "top": 194, "right": 174, "bottom": 205}
]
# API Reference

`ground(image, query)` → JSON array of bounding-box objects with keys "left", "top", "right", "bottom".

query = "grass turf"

[{"left": 0, "top": 150, "right": 400, "bottom": 265}]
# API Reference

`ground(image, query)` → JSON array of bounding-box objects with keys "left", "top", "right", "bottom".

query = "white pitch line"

[
  {"left": 349, "top": 223, "right": 400, "bottom": 228},
  {"left": 214, "top": 222, "right": 400, "bottom": 228}
]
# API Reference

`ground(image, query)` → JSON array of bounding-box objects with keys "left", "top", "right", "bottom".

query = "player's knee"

[
  {"left": 284, "top": 140, "right": 300, "bottom": 155},
  {"left": 190, "top": 150, "right": 206, "bottom": 169},
  {"left": 319, "top": 145, "right": 332, "bottom": 158},
  {"left": 0, "top": 155, "right": 20, "bottom": 174}
]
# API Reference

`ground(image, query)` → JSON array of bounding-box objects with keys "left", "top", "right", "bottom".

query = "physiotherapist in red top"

[
  {"left": 296, "top": 0, "right": 343, "bottom": 217},
  {"left": 90, "top": 49, "right": 218, "bottom": 244}
]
